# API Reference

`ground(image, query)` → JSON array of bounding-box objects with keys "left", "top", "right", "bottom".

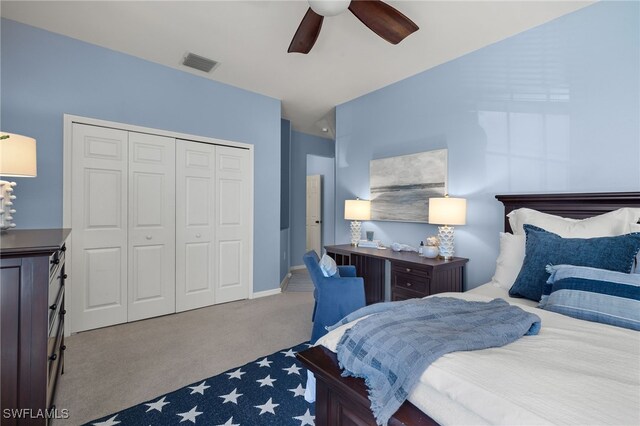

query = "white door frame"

[{"left": 62, "top": 114, "right": 254, "bottom": 335}]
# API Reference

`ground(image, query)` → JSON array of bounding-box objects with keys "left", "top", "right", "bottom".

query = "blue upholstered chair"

[{"left": 303, "top": 251, "right": 366, "bottom": 343}]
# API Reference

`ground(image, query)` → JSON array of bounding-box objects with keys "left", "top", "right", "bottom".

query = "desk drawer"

[{"left": 393, "top": 271, "right": 429, "bottom": 294}]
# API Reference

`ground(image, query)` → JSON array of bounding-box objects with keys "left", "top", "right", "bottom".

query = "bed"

[{"left": 296, "top": 192, "right": 640, "bottom": 425}]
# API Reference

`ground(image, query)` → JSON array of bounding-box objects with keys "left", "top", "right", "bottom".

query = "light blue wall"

[
  {"left": 1, "top": 19, "right": 282, "bottom": 292},
  {"left": 307, "top": 154, "right": 335, "bottom": 251},
  {"left": 280, "top": 119, "right": 292, "bottom": 282},
  {"left": 290, "top": 130, "right": 334, "bottom": 266},
  {"left": 335, "top": 1, "right": 640, "bottom": 289}
]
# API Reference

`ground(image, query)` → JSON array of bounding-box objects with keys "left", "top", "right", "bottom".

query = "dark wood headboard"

[{"left": 496, "top": 192, "right": 640, "bottom": 233}]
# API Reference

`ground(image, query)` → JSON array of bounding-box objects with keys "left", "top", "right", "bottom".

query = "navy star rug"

[{"left": 86, "top": 342, "right": 315, "bottom": 426}]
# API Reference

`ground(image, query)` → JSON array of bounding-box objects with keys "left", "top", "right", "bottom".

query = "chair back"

[{"left": 302, "top": 251, "right": 324, "bottom": 289}]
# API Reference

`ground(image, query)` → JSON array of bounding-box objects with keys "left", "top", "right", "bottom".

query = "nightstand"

[{"left": 391, "top": 257, "right": 468, "bottom": 301}]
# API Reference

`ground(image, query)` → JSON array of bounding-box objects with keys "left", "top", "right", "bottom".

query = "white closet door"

[
  {"left": 71, "top": 124, "right": 128, "bottom": 332},
  {"left": 175, "top": 140, "right": 216, "bottom": 312},
  {"left": 127, "top": 132, "right": 176, "bottom": 321},
  {"left": 215, "top": 146, "right": 251, "bottom": 303}
]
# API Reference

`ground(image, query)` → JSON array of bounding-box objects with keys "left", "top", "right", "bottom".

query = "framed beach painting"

[{"left": 369, "top": 149, "right": 447, "bottom": 222}]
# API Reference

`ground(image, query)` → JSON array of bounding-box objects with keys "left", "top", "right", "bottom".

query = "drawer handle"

[
  {"left": 406, "top": 282, "right": 412, "bottom": 287},
  {"left": 146, "top": 235, "right": 152, "bottom": 240},
  {"left": 63, "top": 274, "right": 68, "bottom": 279},
  {"left": 49, "top": 303, "right": 57, "bottom": 310},
  {"left": 51, "top": 258, "right": 60, "bottom": 265},
  {"left": 61, "top": 345, "right": 67, "bottom": 351},
  {"left": 60, "top": 309, "right": 67, "bottom": 316},
  {"left": 406, "top": 268, "right": 411, "bottom": 273},
  {"left": 61, "top": 245, "right": 66, "bottom": 252},
  {"left": 49, "top": 353, "right": 57, "bottom": 361}
]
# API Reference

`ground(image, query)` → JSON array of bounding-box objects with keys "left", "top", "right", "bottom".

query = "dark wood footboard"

[{"left": 297, "top": 346, "right": 438, "bottom": 426}]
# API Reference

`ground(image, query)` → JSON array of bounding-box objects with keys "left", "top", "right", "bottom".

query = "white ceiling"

[{"left": 1, "top": 1, "right": 593, "bottom": 137}]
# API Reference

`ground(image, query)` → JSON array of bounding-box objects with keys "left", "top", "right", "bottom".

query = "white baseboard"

[
  {"left": 289, "top": 265, "right": 306, "bottom": 271},
  {"left": 251, "top": 288, "right": 282, "bottom": 299},
  {"left": 280, "top": 272, "right": 292, "bottom": 289}
]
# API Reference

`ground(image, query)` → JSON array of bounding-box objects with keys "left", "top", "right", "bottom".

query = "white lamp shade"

[
  {"left": 344, "top": 199, "right": 371, "bottom": 221},
  {"left": 428, "top": 197, "right": 467, "bottom": 225},
  {"left": 309, "top": 0, "right": 350, "bottom": 17},
  {"left": 0, "top": 133, "right": 37, "bottom": 177}
]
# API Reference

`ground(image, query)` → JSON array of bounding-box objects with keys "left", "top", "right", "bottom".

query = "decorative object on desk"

[
  {"left": 428, "top": 195, "right": 466, "bottom": 260},
  {"left": 423, "top": 235, "right": 439, "bottom": 258},
  {"left": 345, "top": 198, "right": 371, "bottom": 246},
  {"left": 358, "top": 239, "right": 381, "bottom": 249},
  {"left": 0, "top": 132, "right": 37, "bottom": 231},
  {"left": 390, "top": 242, "right": 418, "bottom": 252},
  {"left": 418, "top": 241, "right": 424, "bottom": 255},
  {"left": 366, "top": 230, "right": 374, "bottom": 241},
  {"left": 370, "top": 149, "right": 447, "bottom": 223}
]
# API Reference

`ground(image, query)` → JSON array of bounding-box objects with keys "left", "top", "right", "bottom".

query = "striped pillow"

[{"left": 541, "top": 265, "right": 640, "bottom": 331}]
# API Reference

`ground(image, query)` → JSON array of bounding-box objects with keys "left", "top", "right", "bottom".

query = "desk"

[{"left": 325, "top": 244, "right": 468, "bottom": 305}]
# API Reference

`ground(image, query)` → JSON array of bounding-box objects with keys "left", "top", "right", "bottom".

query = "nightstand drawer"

[
  {"left": 393, "top": 271, "right": 429, "bottom": 294},
  {"left": 392, "top": 287, "right": 425, "bottom": 301}
]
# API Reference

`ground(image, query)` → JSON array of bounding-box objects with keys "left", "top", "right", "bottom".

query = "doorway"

[{"left": 306, "top": 155, "right": 335, "bottom": 257}]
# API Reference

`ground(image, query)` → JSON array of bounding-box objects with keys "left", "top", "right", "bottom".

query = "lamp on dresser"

[
  {"left": 428, "top": 195, "right": 466, "bottom": 260},
  {"left": 0, "top": 132, "right": 37, "bottom": 230},
  {"left": 344, "top": 198, "right": 371, "bottom": 246}
]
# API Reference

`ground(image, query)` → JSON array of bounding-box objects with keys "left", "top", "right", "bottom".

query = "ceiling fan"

[{"left": 288, "top": 0, "right": 419, "bottom": 54}]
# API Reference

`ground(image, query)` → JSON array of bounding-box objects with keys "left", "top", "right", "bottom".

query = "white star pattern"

[
  {"left": 177, "top": 406, "right": 203, "bottom": 424},
  {"left": 280, "top": 348, "right": 296, "bottom": 357},
  {"left": 144, "top": 396, "right": 170, "bottom": 412},
  {"left": 255, "top": 397, "right": 279, "bottom": 415},
  {"left": 188, "top": 381, "right": 210, "bottom": 395},
  {"left": 226, "top": 368, "right": 246, "bottom": 380},
  {"left": 216, "top": 417, "right": 239, "bottom": 426},
  {"left": 93, "top": 415, "right": 120, "bottom": 426},
  {"left": 256, "top": 357, "right": 273, "bottom": 367},
  {"left": 219, "top": 388, "right": 243, "bottom": 404},
  {"left": 288, "top": 383, "right": 306, "bottom": 397},
  {"left": 293, "top": 408, "right": 315, "bottom": 426},
  {"left": 256, "top": 374, "right": 277, "bottom": 387},
  {"left": 283, "top": 363, "right": 302, "bottom": 375}
]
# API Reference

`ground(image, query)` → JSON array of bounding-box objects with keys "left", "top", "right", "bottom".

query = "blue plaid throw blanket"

[{"left": 328, "top": 297, "right": 541, "bottom": 425}]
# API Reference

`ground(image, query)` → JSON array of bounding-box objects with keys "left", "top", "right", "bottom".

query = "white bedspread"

[{"left": 316, "top": 284, "right": 640, "bottom": 425}]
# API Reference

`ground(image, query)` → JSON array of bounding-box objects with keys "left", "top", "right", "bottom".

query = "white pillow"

[
  {"left": 491, "top": 233, "right": 526, "bottom": 290},
  {"left": 319, "top": 254, "right": 338, "bottom": 277},
  {"left": 507, "top": 207, "right": 640, "bottom": 237}
]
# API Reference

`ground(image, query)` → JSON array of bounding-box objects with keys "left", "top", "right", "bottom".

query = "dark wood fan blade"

[
  {"left": 349, "top": 0, "right": 419, "bottom": 45},
  {"left": 288, "top": 8, "right": 324, "bottom": 54}
]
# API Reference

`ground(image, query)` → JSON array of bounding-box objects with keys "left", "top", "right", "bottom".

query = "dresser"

[
  {"left": 1, "top": 229, "right": 70, "bottom": 425},
  {"left": 325, "top": 244, "right": 468, "bottom": 303}
]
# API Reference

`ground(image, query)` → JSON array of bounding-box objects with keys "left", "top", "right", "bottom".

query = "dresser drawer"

[
  {"left": 48, "top": 272, "right": 65, "bottom": 329},
  {"left": 391, "top": 261, "right": 431, "bottom": 279},
  {"left": 393, "top": 271, "right": 429, "bottom": 294},
  {"left": 47, "top": 334, "right": 64, "bottom": 411},
  {"left": 47, "top": 297, "right": 65, "bottom": 382},
  {"left": 49, "top": 245, "right": 65, "bottom": 281}
]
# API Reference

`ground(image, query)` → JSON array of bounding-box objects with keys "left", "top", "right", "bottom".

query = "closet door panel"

[
  {"left": 127, "top": 132, "right": 176, "bottom": 321},
  {"left": 215, "top": 146, "right": 251, "bottom": 303},
  {"left": 71, "top": 124, "right": 128, "bottom": 332},
  {"left": 176, "top": 140, "right": 216, "bottom": 312}
]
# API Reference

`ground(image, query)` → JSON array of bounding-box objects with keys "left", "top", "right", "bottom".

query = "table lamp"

[
  {"left": 0, "top": 132, "right": 37, "bottom": 230},
  {"left": 428, "top": 196, "right": 466, "bottom": 260},
  {"left": 344, "top": 199, "right": 370, "bottom": 246}
]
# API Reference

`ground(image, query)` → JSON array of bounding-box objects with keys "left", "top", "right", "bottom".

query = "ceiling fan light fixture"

[{"left": 308, "top": 0, "right": 350, "bottom": 17}]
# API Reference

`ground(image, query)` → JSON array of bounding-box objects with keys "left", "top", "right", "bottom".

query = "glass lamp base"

[
  {"left": 350, "top": 220, "right": 362, "bottom": 246},
  {"left": 438, "top": 225, "right": 455, "bottom": 260}
]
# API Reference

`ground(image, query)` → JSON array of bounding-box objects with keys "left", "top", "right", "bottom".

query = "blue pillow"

[
  {"left": 508, "top": 225, "right": 640, "bottom": 302},
  {"left": 541, "top": 265, "right": 640, "bottom": 331}
]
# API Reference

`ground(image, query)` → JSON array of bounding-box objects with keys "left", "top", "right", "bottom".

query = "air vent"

[{"left": 182, "top": 52, "right": 218, "bottom": 73}]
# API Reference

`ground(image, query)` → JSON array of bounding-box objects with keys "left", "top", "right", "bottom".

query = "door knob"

[
  {"left": 146, "top": 235, "right": 152, "bottom": 240},
  {"left": 196, "top": 233, "right": 202, "bottom": 238}
]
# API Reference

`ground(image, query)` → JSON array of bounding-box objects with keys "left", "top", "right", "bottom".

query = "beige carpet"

[
  {"left": 282, "top": 268, "right": 314, "bottom": 292},
  {"left": 56, "top": 290, "right": 314, "bottom": 425}
]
